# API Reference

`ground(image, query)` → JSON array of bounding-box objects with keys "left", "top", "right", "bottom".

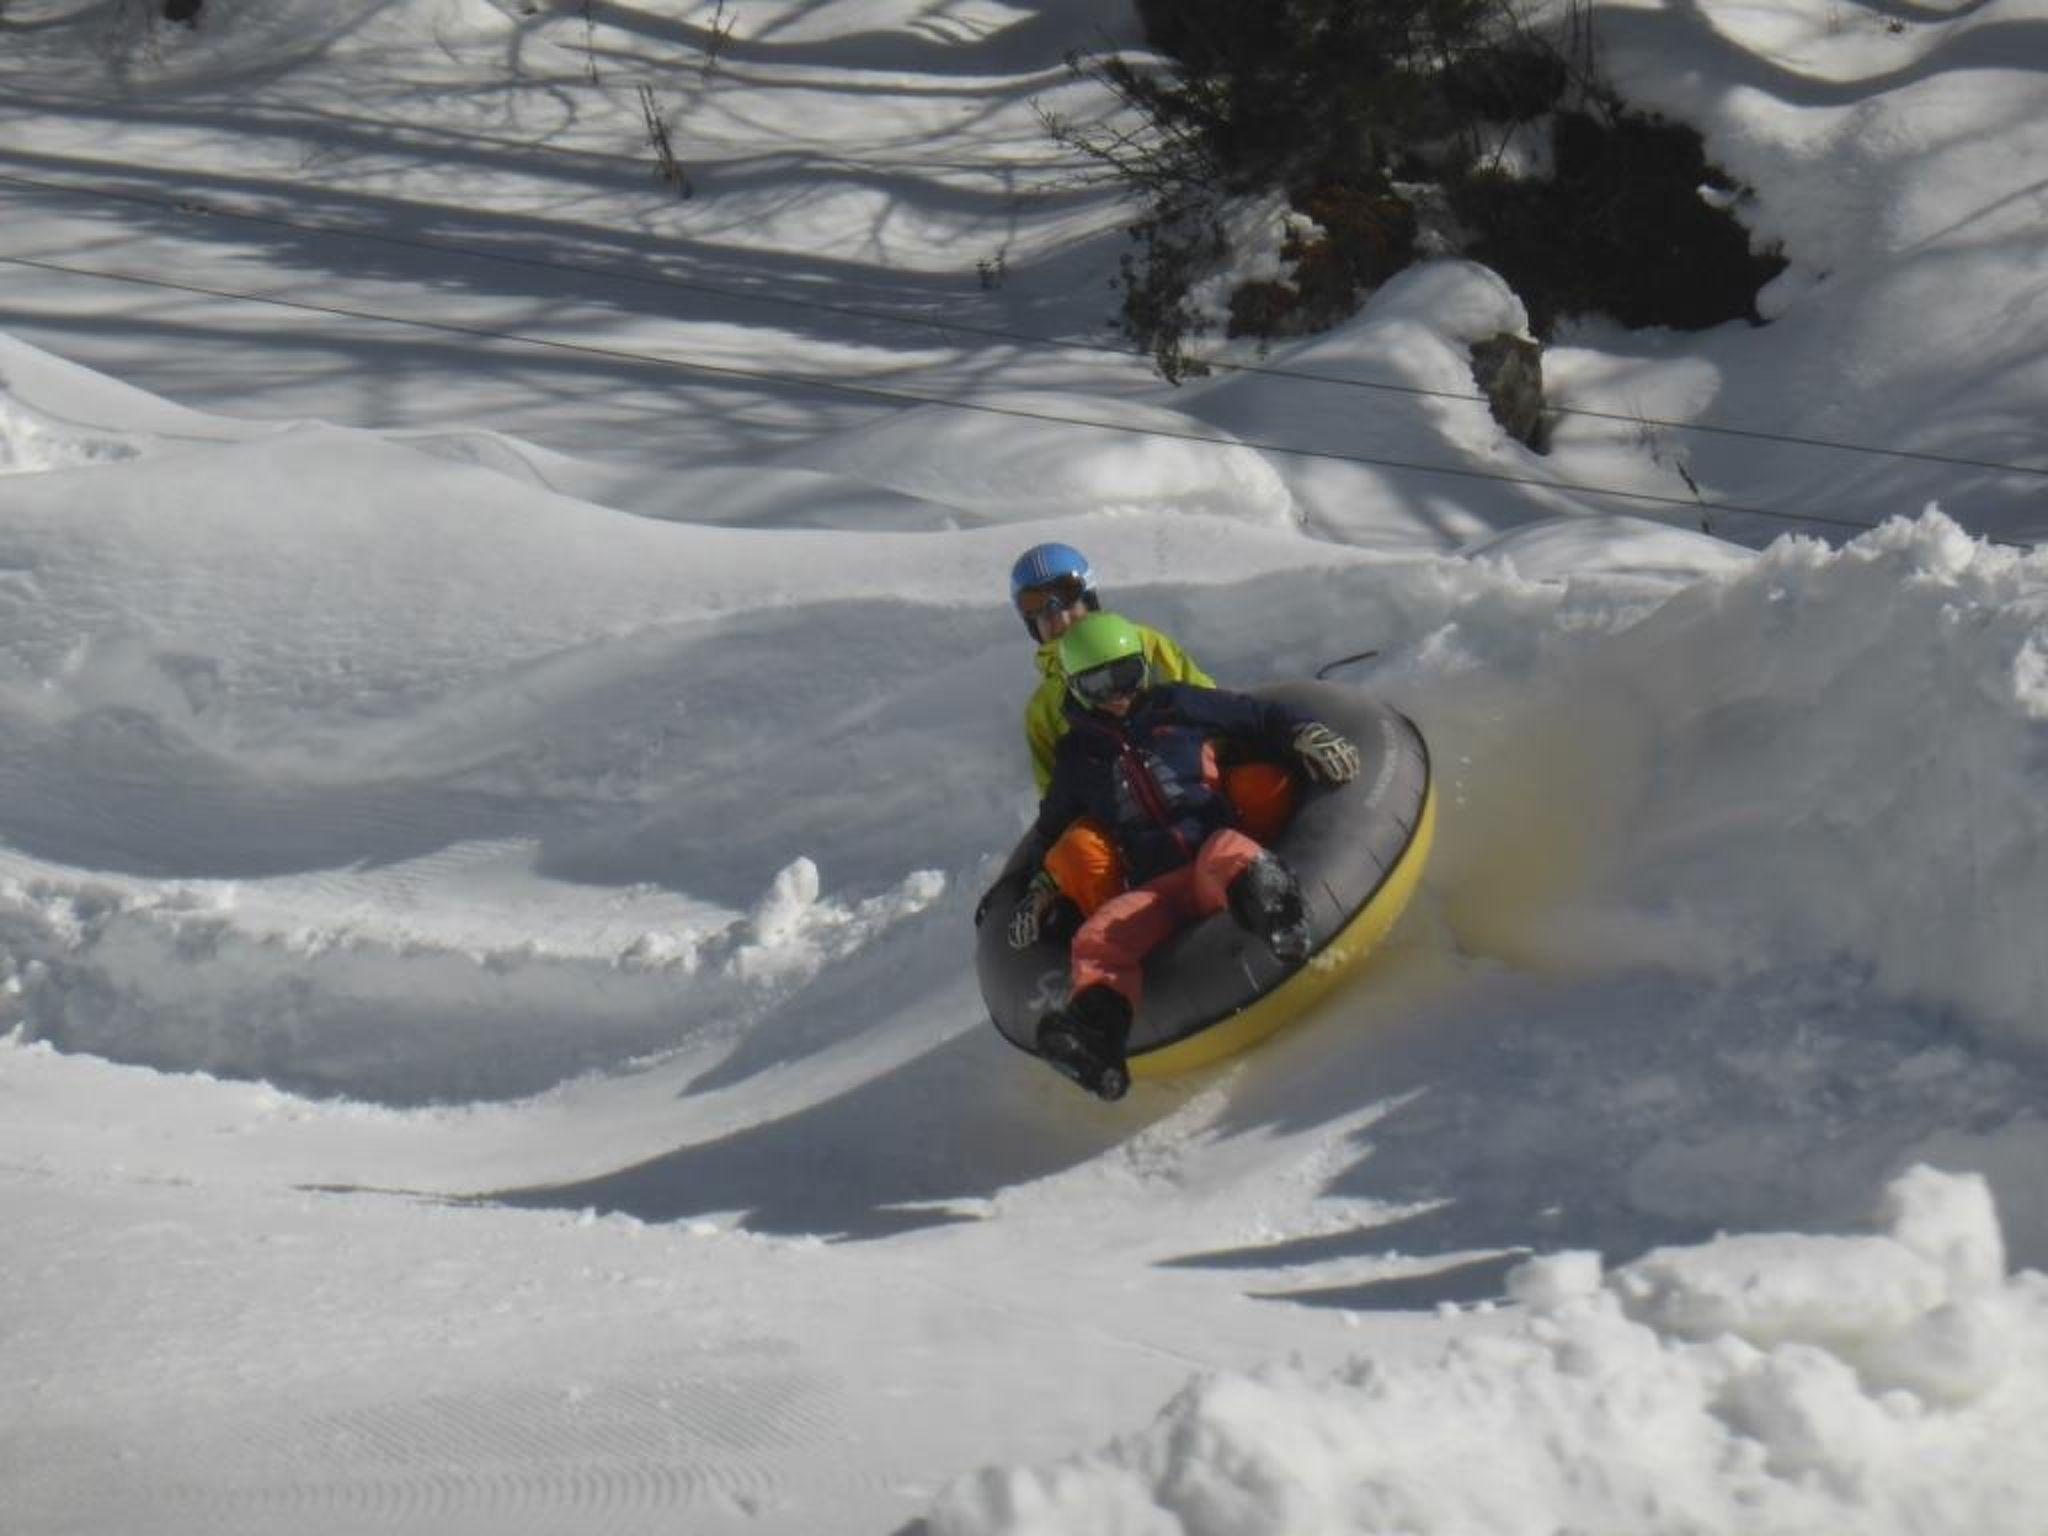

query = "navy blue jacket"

[{"left": 1032, "top": 683, "right": 1310, "bottom": 884}]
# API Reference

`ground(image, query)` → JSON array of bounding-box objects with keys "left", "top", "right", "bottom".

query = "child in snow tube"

[{"left": 1007, "top": 612, "right": 1361, "bottom": 1100}]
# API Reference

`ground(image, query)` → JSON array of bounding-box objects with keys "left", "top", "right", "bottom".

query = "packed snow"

[{"left": 3, "top": 1, "right": 2047, "bottom": 1533}]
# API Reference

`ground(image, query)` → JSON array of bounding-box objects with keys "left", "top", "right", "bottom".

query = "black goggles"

[
  {"left": 1017, "top": 577, "right": 1089, "bottom": 621},
  {"left": 1069, "top": 654, "right": 1148, "bottom": 706}
]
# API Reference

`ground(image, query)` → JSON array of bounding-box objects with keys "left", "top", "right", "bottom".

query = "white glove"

[
  {"left": 1293, "top": 722, "right": 1361, "bottom": 784},
  {"left": 1008, "top": 870, "right": 1061, "bottom": 950}
]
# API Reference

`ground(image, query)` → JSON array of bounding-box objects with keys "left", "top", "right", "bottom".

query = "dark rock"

[{"left": 1470, "top": 333, "right": 1548, "bottom": 451}]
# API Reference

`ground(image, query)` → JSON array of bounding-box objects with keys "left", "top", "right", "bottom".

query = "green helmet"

[{"left": 1058, "top": 612, "right": 1149, "bottom": 707}]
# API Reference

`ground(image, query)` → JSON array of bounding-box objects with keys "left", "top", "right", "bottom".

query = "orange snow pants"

[
  {"left": 1043, "top": 761, "right": 1295, "bottom": 917},
  {"left": 1069, "top": 827, "right": 1268, "bottom": 1012}
]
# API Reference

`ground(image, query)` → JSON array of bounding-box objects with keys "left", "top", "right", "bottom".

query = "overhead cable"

[
  {"left": 4, "top": 167, "right": 2044, "bottom": 483},
  {"left": 3, "top": 249, "right": 2037, "bottom": 549}
]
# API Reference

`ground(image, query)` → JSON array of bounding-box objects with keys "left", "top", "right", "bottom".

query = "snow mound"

[
  {"left": 929, "top": 1167, "right": 2048, "bottom": 1536},
  {"left": 782, "top": 391, "right": 1302, "bottom": 528},
  {"left": 0, "top": 331, "right": 261, "bottom": 452},
  {"left": 1420, "top": 510, "right": 2048, "bottom": 1047}
]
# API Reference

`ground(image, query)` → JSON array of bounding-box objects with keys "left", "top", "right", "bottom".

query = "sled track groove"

[
  {"left": 164, "top": 1464, "right": 780, "bottom": 1533},
  {"left": 150, "top": 1374, "right": 879, "bottom": 1534},
  {"left": 298, "top": 1376, "right": 843, "bottom": 1459}
]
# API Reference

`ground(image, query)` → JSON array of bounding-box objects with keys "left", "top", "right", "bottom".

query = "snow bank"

[
  {"left": 0, "top": 331, "right": 258, "bottom": 453},
  {"left": 782, "top": 391, "right": 1302, "bottom": 529},
  {"left": 928, "top": 1167, "right": 2048, "bottom": 1536},
  {"left": 1417, "top": 511, "right": 2048, "bottom": 1048}
]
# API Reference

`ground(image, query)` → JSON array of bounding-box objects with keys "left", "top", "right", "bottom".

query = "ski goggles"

[
  {"left": 1016, "top": 576, "right": 1090, "bottom": 622},
  {"left": 1068, "top": 654, "right": 1149, "bottom": 707}
]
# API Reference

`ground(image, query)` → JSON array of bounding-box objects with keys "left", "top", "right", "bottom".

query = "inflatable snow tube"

[{"left": 977, "top": 685, "right": 1434, "bottom": 1080}]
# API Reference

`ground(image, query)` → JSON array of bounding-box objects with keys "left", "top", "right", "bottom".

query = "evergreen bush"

[{"left": 1055, "top": 0, "right": 1785, "bottom": 374}]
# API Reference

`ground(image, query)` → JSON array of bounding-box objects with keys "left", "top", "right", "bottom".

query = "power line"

[
  {"left": 5, "top": 166, "right": 2046, "bottom": 484},
  {"left": 2, "top": 248, "right": 1919, "bottom": 542}
]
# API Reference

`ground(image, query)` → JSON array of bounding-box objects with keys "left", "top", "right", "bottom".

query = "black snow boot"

[
  {"left": 1228, "top": 853, "right": 1312, "bottom": 963},
  {"left": 1036, "top": 986, "right": 1133, "bottom": 1102}
]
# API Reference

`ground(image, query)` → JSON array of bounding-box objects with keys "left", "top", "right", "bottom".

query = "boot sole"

[{"left": 1039, "top": 1028, "right": 1130, "bottom": 1101}]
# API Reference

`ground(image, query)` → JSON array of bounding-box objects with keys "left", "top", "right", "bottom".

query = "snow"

[
  {"left": 935, "top": 1178, "right": 2048, "bottom": 1535},
  {"left": 2, "top": 0, "right": 2047, "bottom": 1532}
]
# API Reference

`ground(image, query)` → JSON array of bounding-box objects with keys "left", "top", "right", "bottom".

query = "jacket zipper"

[{"left": 1104, "top": 719, "right": 1191, "bottom": 862}]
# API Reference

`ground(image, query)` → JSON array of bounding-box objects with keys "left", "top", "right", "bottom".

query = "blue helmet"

[
  {"left": 1009, "top": 543, "right": 1092, "bottom": 603},
  {"left": 1009, "top": 543, "right": 1097, "bottom": 636}
]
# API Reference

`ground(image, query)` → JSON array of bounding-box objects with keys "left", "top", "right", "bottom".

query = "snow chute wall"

[{"left": 976, "top": 685, "right": 1435, "bottom": 1078}]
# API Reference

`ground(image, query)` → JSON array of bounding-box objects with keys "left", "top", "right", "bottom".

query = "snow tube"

[{"left": 977, "top": 685, "right": 1435, "bottom": 1079}]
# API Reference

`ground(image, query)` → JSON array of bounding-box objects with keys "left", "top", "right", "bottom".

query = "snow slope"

[{"left": 3, "top": 2, "right": 2048, "bottom": 1533}]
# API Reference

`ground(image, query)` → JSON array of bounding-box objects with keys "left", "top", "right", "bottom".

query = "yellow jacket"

[{"left": 1025, "top": 623, "right": 1213, "bottom": 793}]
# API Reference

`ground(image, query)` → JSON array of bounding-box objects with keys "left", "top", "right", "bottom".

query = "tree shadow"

[
  {"left": 1595, "top": 0, "right": 2048, "bottom": 110},
  {"left": 579, "top": 0, "right": 1112, "bottom": 79}
]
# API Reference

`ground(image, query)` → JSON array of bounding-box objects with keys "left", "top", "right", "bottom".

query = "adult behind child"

[
  {"left": 981, "top": 543, "right": 1294, "bottom": 928},
  {"left": 1008, "top": 542, "right": 1210, "bottom": 794}
]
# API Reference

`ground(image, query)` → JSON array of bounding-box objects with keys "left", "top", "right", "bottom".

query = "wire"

[
  {"left": 1315, "top": 650, "right": 1381, "bottom": 679},
  {"left": 0, "top": 249, "right": 2033, "bottom": 549},
  {"left": 5, "top": 165, "right": 2046, "bottom": 484}
]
